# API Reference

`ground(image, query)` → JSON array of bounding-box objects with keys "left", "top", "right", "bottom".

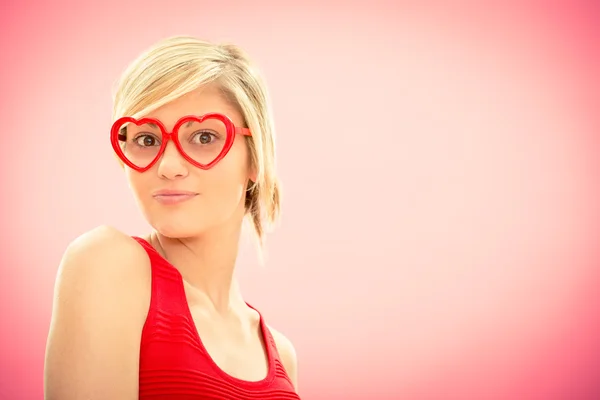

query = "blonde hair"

[{"left": 112, "top": 36, "right": 281, "bottom": 248}]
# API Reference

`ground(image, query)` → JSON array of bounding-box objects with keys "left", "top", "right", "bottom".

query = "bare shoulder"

[
  {"left": 61, "top": 225, "right": 147, "bottom": 269},
  {"left": 52, "top": 225, "right": 151, "bottom": 301},
  {"left": 268, "top": 324, "right": 299, "bottom": 391},
  {"left": 44, "top": 225, "right": 151, "bottom": 400}
]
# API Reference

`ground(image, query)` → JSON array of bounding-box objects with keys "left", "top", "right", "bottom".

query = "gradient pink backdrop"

[{"left": 1, "top": 1, "right": 599, "bottom": 399}]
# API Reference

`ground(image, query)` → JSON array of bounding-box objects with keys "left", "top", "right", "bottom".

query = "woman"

[{"left": 44, "top": 36, "right": 300, "bottom": 399}]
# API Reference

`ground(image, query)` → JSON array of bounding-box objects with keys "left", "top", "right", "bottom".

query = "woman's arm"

[{"left": 44, "top": 226, "right": 151, "bottom": 400}]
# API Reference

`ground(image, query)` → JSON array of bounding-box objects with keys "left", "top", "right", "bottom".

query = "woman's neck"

[{"left": 149, "top": 221, "right": 245, "bottom": 314}]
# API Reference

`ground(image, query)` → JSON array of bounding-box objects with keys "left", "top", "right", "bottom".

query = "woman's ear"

[
  {"left": 247, "top": 178, "right": 256, "bottom": 192},
  {"left": 248, "top": 164, "right": 257, "bottom": 184},
  {"left": 245, "top": 178, "right": 256, "bottom": 210}
]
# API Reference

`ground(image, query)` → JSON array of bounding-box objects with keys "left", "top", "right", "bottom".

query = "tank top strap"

[
  {"left": 131, "top": 236, "right": 188, "bottom": 315},
  {"left": 246, "top": 305, "right": 297, "bottom": 388},
  {"left": 245, "top": 303, "right": 283, "bottom": 364}
]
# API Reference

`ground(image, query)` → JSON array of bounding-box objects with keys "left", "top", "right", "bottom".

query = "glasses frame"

[{"left": 110, "top": 112, "right": 252, "bottom": 172}]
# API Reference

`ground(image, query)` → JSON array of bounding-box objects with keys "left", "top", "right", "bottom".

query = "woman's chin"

[
  {"left": 149, "top": 217, "right": 208, "bottom": 240},
  {"left": 143, "top": 206, "right": 242, "bottom": 240}
]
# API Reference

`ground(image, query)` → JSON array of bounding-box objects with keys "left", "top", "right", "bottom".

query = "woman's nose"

[{"left": 157, "top": 141, "right": 189, "bottom": 179}]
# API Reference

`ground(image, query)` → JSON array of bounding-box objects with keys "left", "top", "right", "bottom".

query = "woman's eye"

[
  {"left": 135, "top": 135, "right": 158, "bottom": 147},
  {"left": 195, "top": 131, "right": 215, "bottom": 144}
]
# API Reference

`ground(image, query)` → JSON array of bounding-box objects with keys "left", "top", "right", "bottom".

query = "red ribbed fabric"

[{"left": 132, "top": 237, "right": 301, "bottom": 399}]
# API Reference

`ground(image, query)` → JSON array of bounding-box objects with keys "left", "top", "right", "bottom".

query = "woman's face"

[{"left": 124, "top": 84, "right": 254, "bottom": 239}]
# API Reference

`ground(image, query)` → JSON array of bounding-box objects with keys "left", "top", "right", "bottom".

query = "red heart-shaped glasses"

[{"left": 111, "top": 113, "right": 252, "bottom": 172}]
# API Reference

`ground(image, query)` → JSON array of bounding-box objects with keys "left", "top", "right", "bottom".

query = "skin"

[{"left": 44, "top": 83, "right": 298, "bottom": 399}]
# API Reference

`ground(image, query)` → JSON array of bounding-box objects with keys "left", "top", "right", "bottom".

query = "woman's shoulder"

[
  {"left": 66, "top": 225, "right": 145, "bottom": 258},
  {"left": 49, "top": 224, "right": 152, "bottom": 335},
  {"left": 55, "top": 225, "right": 151, "bottom": 300},
  {"left": 267, "top": 324, "right": 299, "bottom": 391},
  {"left": 63, "top": 225, "right": 148, "bottom": 268},
  {"left": 45, "top": 225, "right": 151, "bottom": 398}
]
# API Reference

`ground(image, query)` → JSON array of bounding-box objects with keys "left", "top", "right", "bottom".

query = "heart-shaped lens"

[
  {"left": 114, "top": 119, "right": 164, "bottom": 170},
  {"left": 175, "top": 117, "right": 229, "bottom": 166}
]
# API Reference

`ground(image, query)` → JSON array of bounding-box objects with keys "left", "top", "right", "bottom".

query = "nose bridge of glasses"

[
  {"left": 157, "top": 122, "right": 200, "bottom": 165},
  {"left": 162, "top": 124, "right": 188, "bottom": 142},
  {"left": 161, "top": 136, "right": 184, "bottom": 158}
]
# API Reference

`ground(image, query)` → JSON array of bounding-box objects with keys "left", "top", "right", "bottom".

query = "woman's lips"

[{"left": 152, "top": 190, "right": 199, "bottom": 205}]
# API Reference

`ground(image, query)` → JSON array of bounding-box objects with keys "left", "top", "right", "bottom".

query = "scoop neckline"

[{"left": 134, "top": 236, "right": 276, "bottom": 388}]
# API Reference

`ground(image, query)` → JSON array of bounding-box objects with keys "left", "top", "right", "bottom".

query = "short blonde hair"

[{"left": 112, "top": 36, "right": 281, "bottom": 248}]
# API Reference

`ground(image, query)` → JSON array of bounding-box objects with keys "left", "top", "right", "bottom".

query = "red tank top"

[{"left": 132, "top": 237, "right": 301, "bottom": 399}]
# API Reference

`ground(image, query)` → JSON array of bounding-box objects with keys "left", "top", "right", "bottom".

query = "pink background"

[{"left": 1, "top": 1, "right": 599, "bottom": 399}]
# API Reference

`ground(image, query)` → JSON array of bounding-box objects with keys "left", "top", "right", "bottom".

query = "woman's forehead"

[{"left": 145, "top": 85, "right": 242, "bottom": 128}]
